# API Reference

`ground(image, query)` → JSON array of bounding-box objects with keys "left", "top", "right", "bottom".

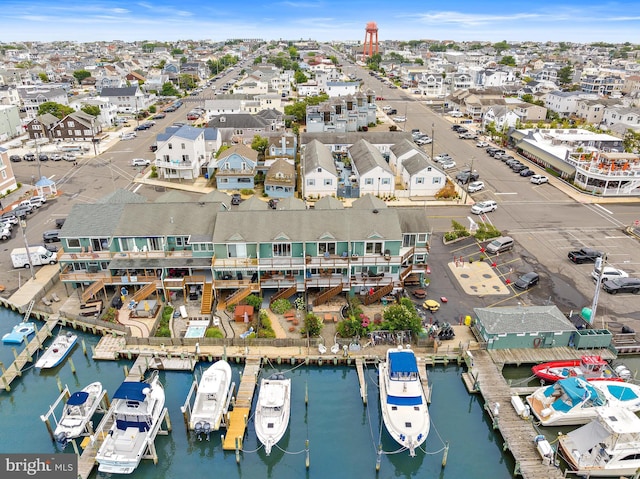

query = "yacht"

[
  {"left": 559, "top": 407, "right": 640, "bottom": 477},
  {"left": 35, "top": 332, "right": 77, "bottom": 369},
  {"left": 54, "top": 382, "right": 103, "bottom": 446},
  {"left": 526, "top": 376, "right": 640, "bottom": 426},
  {"left": 255, "top": 373, "right": 291, "bottom": 455},
  {"left": 95, "top": 373, "right": 165, "bottom": 474},
  {"left": 378, "top": 346, "right": 429, "bottom": 456},
  {"left": 189, "top": 360, "right": 232, "bottom": 440}
]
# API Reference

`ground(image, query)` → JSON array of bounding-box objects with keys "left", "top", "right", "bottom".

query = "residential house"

[
  {"left": 0, "top": 105, "right": 22, "bottom": 140},
  {"left": 389, "top": 139, "right": 446, "bottom": 197},
  {"left": 301, "top": 139, "right": 339, "bottom": 198},
  {"left": 297, "top": 81, "right": 321, "bottom": 97},
  {"left": 212, "top": 144, "right": 258, "bottom": 191},
  {"left": 601, "top": 106, "right": 640, "bottom": 130},
  {"left": 265, "top": 134, "right": 297, "bottom": 165},
  {"left": 21, "top": 87, "right": 69, "bottom": 119},
  {"left": 207, "top": 112, "right": 279, "bottom": 145},
  {"left": 0, "top": 147, "right": 18, "bottom": 195},
  {"left": 25, "top": 113, "right": 59, "bottom": 141},
  {"left": 580, "top": 74, "right": 624, "bottom": 96},
  {"left": 349, "top": 139, "right": 394, "bottom": 197},
  {"left": 305, "top": 92, "right": 377, "bottom": 133},
  {"left": 154, "top": 125, "right": 207, "bottom": 181},
  {"left": 99, "top": 86, "right": 150, "bottom": 113},
  {"left": 264, "top": 158, "right": 296, "bottom": 198},
  {"left": 482, "top": 106, "right": 521, "bottom": 130},
  {"left": 324, "top": 81, "right": 360, "bottom": 97},
  {"left": 544, "top": 91, "right": 599, "bottom": 118},
  {"left": 50, "top": 111, "right": 102, "bottom": 142}
]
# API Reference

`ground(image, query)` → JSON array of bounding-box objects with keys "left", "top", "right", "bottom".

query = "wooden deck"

[
  {"left": 0, "top": 318, "right": 58, "bottom": 391},
  {"left": 222, "top": 356, "right": 261, "bottom": 451},
  {"left": 466, "top": 350, "right": 563, "bottom": 479},
  {"left": 487, "top": 346, "right": 615, "bottom": 365},
  {"left": 355, "top": 358, "right": 367, "bottom": 405},
  {"left": 416, "top": 358, "right": 432, "bottom": 404}
]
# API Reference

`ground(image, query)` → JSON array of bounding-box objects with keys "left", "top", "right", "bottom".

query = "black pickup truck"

[{"left": 568, "top": 248, "right": 603, "bottom": 264}]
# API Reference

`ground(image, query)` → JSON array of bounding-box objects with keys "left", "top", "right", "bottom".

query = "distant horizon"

[{"left": 1, "top": 0, "right": 639, "bottom": 44}]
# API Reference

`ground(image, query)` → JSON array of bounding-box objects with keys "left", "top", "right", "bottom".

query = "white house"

[
  {"left": 99, "top": 86, "right": 151, "bottom": 114},
  {"left": 154, "top": 125, "right": 207, "bottom": 181},
  {"left": 349, "top": 139, "right": 394, "bottom": 197},
  {"left": 401, "top": 155, "right": 445, "bottom": 197},
  {"left": 302, "top": 139, "right": 338, "bottom": 198},
  {"left": 545, "top": 91, "right": 599, "bottom": 118},
  {"left": 297, "top": 81, "right": 321, "bottom": 97}
]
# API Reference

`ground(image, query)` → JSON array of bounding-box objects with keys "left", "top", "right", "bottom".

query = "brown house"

[
  {"left": 25, "top": 113, "right": 59, "bottom": 141},
  {"left": 50, "top": 111, "right": 102, "bottom": 141}
]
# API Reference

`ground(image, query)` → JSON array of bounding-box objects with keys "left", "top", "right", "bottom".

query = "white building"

[
  {"left": 154, "top": 125, "right": 208, "bottom": 181},
  {"left": 301, "top": 139, "right": 339, "bottom": 198}
]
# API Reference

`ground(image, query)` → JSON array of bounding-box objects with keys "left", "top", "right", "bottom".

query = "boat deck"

[
  {"left": 222, "top": 356, "right": 261, "bottom": 451},
  {"left": 0, "top": 317, "right": 58, "bottom": 391},
  {"left": 465, "top": 350, "right": 564, "bottom": 479}
]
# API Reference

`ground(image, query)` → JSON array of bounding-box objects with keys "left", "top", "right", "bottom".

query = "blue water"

[{"left": 0, "top": 307, "right": 515, "bottom": 478}]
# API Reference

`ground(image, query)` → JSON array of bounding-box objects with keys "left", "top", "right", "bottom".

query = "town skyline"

[{"left": 2, "top": 0, "right": 640, "bottom": 44}]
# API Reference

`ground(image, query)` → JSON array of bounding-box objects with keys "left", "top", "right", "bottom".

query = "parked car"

[
  {"left": 519, "top": 168, "right": 535, "bottom": 177},
  {"left": 134, "top": 124, "right": 150, "bottom": 131},
  {"left": 387, "top": 109, "right": 397, "bottom": 115},
  {"left": 467, "top": 181, "right": 485, "bottom": 193},
  {"left": 152, "top": 113, "right": 166, "bottom": 119},
  {"left": 23, "top": 153, "right": 36, "bottom": 161},
  {"left": 514, "top": 272, "right": 540, "bottom": 290},
  {"left": 12, "top": 204, "right": 33, "bottom": 216},
  {"left": 50, "top": 154, "right": 62, "bottom": 161},
  {"left": 415, "top": 137, "right": 432, "bottom": 145},
  {"left": 602, "top": 277, "right": 640, "bottom": 295},
  {"left": 62, "top": 153, "right": 76, "bottom": 162},
  {"left": 530, "top": 175, "right": 548, "bottom": 185},
  {"left": 38, "top": 154, "right": 49, "bottom": 161},
  {"left": 0, "top": 226, "right": 10, "bottom": 240},
  {"left": 440, "top": 160, "right": 456, "bottom": 169},
  {"left": 121, "top": 133, "right": 136, "bottom": 140},
  {"left": 470, "top": 200, "right": 497, "bottom": 215},
  {"left": 1, "top": 212, "right": 18, "bottom": 224},
  {"left": 511, "top": 164, "right": 528, "bottom": 173},
  {"left": 231, "top": 193, "right": 242, "bottom": 206},
  {"left": 450, "top": 111, "right": 464, "bottom": 118},
  {"left": 131, "top": 158, "right": 151, "bottom": 167},
  {"left": 42, "top": 230, "right": 60, "bottom": 243},
  {"left": 592, "top": 267, "right": 629, "bottom": 283},
  {"left": 10, "top": 154, "right": 21, "bottom": 162},
  {"left": 456, "top": 171, "right": 480, "bottom": 184},
  {"left": 459, "top": 132, "right": 478, "bottom": 140},
  {"left": 568, "top": 248, "right": 603, "bottom": 264},
  {"left": 476, "top": 141, "right": 489, "bottom": 148},
  {"left": 393, "top": 116, "right": 407, "bottom": 122},
  {"left": 434, "top": 154, "right": 451, "bottom": 162}
]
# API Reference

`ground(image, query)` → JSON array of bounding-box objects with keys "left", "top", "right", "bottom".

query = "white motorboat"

[
  {"left": 189, "top": 360, "right": 232, "bottom": 440},
  {"left": 255, "top": 373, "right": 291, "bottom": 455},
  {"left": 35, "top": 332, "right": 78, "bottom": 369},
  {"left": 96, "top": 373, "right": 165, "bottom": 474},
  {"left": 559, "top": 407, "right": 640, "bottom": 477},
  {"left": 526, "top": 376, "right": 640, "bottom": 426},
  {"left": 378, "top": 346, "right": 430, "bottom": 456},
  {"left": 54, "top": 381, "right": 103, "bottom": 446}
]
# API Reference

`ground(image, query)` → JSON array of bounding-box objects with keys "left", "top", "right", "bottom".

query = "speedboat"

[
  {"left": 255, "top": 373, "right": 291, "bottom": 455},
  {"left": 532, "top": 355, "right": 630, "bottom": 383},
  {"left": 526, "top": 376, "right": 640, "bottom": 426},
  {"left": 378, "top": 346, "right": 429, "bottom": 456},
  {"left": 2, "top": 322, "right": 35, "bottom": 344},
  {"left": 54, "top": 382, "right": 103, "bottom": 446},
  {"left": 96, "top": 373, "right": 165, "bottom": 474},
  {"left": 35, "top": 332, "right": 78, "bottom": 369},
  {"left": 190, "top": 360, "right": 232, "bottom": 440},
  {"left": 559, "top": 407, "right": 640, "bottom": 477}
]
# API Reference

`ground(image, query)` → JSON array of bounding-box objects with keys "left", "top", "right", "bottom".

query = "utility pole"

[
  {"left": 430, "top": 122, "right": 435, "bottom": 160},
  {"left": 462, "top": 156, "right": 475, "bottom": 205},
  {"left": 19, "top": 217, "right": 36, "bottom": 280},
  {"left": 591, "top": 254, "right": 606, "bottom": 328}
]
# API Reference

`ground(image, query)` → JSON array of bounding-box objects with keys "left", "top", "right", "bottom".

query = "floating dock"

[
  {"left": 462, "top": 350, "right": 563, "bottom": 479},
  {"left": 222, "top": 356, "right": 261, "bottom": 451},
  {"left": 0, "top": 317, "right": 58, "bottom": 391},
  {"left": 355, "top": 358, "right": 368, "bottom": 405},
  {"left": 417, "top": 358, "right": 432, "bottom": 404}
]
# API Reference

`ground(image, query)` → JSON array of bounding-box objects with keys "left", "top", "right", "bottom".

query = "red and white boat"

[{"left": 532, "top": 355, "right": 631, "bottom": 383}]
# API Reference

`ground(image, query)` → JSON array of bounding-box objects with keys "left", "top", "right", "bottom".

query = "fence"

[{"left": 126, "top": 336, "right": 319, "bottom": 349}]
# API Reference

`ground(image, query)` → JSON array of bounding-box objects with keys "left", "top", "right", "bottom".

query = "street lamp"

[
  {"left": 462, "top": 156, "right": 475, "bottom": 205},
  {"left": 430, "top": 122, "right": 435, "bottom": 160}
]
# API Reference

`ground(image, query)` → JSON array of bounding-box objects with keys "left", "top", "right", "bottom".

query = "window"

[
  {"left": 432, "top": 177, "right": 441, "bottom": 184},
  {"left": 365, "top": 178, "right": 373, "bottom": 185},
  {"left": 182, "top": 155, "right": 189, "bottom": 161},
  {"left": 68, "top": 238, "right": 80, "bottom": 248},
  {"left": 307, "top": 179, "right": 315, "bottom": 186},
  {"left": 381, "top": 178, "right": 390, "bottom": 185},
  {"left": 318, "top": 242, "right": 336, "bottom": 255},
  {"left": 68, "top": 121, "right": 75, "bottom": 127},
  {"left": 168, "top": 144, "right": 173, "bottom": 150},
  {"left": 272, "top": 243, "right": 291, "bottom": 257},
  {"left": 163, "top": 155, "right": 169, "bottom": 161},
  {"left": 228, "top": 243, "right": 247, "bottom": 258},
  {"left": 175, "top": 236, "right": 189, "bottom": 247},
  {"left": 416, "top": 177, "right": 424, "bottom": 184},
  {"left": 365, "top": 242, "right": 383, "bottom": 255},
  {"left": 181, "top": 143, "right": 185, "bottom": 149},
  {"left": 418, "top": 233, "right": 426, "bottom": 243},
  {"left": 324, "top": 178, "right": 332, "bottom": 186}
]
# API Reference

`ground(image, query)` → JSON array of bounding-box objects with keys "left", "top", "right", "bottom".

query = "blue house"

[{"left": 213, "top": 144, "right": 258, "bottom": 191}]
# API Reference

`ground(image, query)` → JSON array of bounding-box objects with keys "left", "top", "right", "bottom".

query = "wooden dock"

[
  {"left": 487, "top": 346, "right": 615, "bottom": 365},
  {"left": 417, "top": 358, "right": 432, "bottom": 404},
  {"left": 465, "top": 350, "right": 563, "bottom": 479},
  {"left": 355, "top": 358, "right": 368, "bottom": 405},
  {"left": 222, "top": 356, "right": 261, "bottom": 451},
  {"left": 0, "top": 318, "right": 58, "bottom": 391}
]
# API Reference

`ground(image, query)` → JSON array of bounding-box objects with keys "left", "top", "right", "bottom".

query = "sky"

[{"left": 1, "top": 0, "right": 639, "bottom": 44}]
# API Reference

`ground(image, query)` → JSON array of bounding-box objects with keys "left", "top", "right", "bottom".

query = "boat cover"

[
  {"left": 389, "top": 351, "right": 418, "bottom": 375},
  {"left": 606, "top": 384, "right": 638, "bottom": 401},
  {"left": 113, "top": 382, "right": 148, "bottom": 401},
  {"left": 566, "top": 420, "right": 610, "bottom": 454},
  {"left": 555, "top": 378, "right": 602, "bottom": 406},
  {"left": 67, "top": 391, "right": 89, "bottom": 406},
  {"left": 387, "top": 395, "right": 423, "bottom": 406}
]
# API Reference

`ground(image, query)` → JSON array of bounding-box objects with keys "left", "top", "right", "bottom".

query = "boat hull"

[
  {"left": 189, "top": 360, "right": 232, "bottom": 435},
  {"left": 54, "top": 382, "right": 103, "bottom": 444},
  {"left": 379, "top": 348, "right": 429, "bottom": 456},
  {"left": 2, "top": 322, "right": 35, "bottom": 344},
  {"left": 255, "top": 374, "right": 291, "bottom": 455},
  {"left": 532, "top": 356, "right": 623, "bottom": 383}
]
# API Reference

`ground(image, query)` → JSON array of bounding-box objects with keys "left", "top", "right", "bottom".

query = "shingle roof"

[
  {"left": 100, "top": 86, "right": 138, "bottom": 97},
  {"left": 302, "top": 140, "right": 337, "bottom": 175},
  {"left": 474, "top": 305, "right": 574, "bottom": 335},
  {"left": 349, "top": 139, "right": 392, "bottom": 175}
]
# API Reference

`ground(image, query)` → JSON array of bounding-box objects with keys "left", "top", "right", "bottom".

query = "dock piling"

[
  {"left": 441, "top": 441, "right": 449, "bottom": 467},
  {"left": 305, "top": 439, "right": 309, "bottom": 470}
]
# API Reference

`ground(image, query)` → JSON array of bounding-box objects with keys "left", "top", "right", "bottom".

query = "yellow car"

[{"left": 423, "top": 299, "right": 440, "bottom": 312}]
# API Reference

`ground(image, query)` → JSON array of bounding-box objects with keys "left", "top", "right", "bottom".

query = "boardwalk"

[
  {"left": 222, "top": 356, "right": 261, "bottom": 451},
  {"left": 355, "top": 358, "right": 367, "bottom": 405},
  {"left": 0, "top": 318, "right": 58, "bottom": 391},
  {"left": 467, "top": 350, "right": 563, "bottom": 479}
]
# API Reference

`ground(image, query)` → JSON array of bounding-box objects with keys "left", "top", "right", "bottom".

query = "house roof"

[
  {"left": 100, "top": 86, "right": 138, "bottom": 97},
  {"left": 154, "top": 191, "right": 194, "bottom": 203},
  {"left": 301, "top": 131, "right": 412, "bottom": 146},
  {"left": 303, "top": 140, "right": 337, "bottom": 175},
  {"left": 274, "top": 197, "right": 306, "bottom": 210},
  {"left": 217, "top": 144, "right": 259, "bottom": 161},
  {"left": 474, "top": 305, "right": 574, "bottom": 335},
  {"left": 207, "top": 113, "right": 269, "bottom": 129},
  {"left": 237, "top": 196, "right": 268, "bottom": 211},
  {"left": 390, "top": 139, "right": 427, "bottom": 159},
  {"left": 402, "top": 154, "right": 432, "bottom": 175},
  {"left": 351, "top": 194, "right": 387, "bottom": 210},
  {"left": 265, "top": 158, "right": 295, "bottom": 183},
  {"left": 61, "top": 203, "right": 127, "bottom": 238},
  {"left": 349, "top": 139, "right": 392, "bottom": 175},
  {"left": 95, "top": 188, "right": 147, "bottom": 204},
  {"left": 313, "top": 196, "right": 344, "bottom": 210}
]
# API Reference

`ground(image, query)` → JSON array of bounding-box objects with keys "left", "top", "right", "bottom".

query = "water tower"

[{"left": 363, "top": 22, "right": 379, "bottom": 58}]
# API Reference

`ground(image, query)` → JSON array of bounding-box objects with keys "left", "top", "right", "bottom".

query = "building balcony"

[
  {"left": 155, "top": 159, "right": 195, "bottom": 170},
  {"left": 305, "top": 253, "right": 400, "bottom": 268},
  {"left": 60, "top": 249, "right": 196, "bottom": 262}
]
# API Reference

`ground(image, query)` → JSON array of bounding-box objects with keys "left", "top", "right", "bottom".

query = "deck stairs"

[
  {"left": 222, "top": 286, "right": 253, "bottom": 310},
  {"left": 131, "top": 282, "right": 157, "bottom": 303},
  {"left": 362, "top": 282, "right": 394, "bottom": 305},
  {"left": 200, "top": 282, "right": 214, "bottom": 314},
  {"left": 270, "top": 285, "right": 297, "bottom": 305},
  {"left": 312, "top": 282, "right": 343, "bottom": 307}
]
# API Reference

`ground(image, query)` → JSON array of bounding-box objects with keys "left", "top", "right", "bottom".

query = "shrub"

[
  {"left": 156, "top": 326, "right": 171, "bottom": 337},
  {"left": 205, "top": 327, "right": 224, "bottom": 338},
  {"left": 240, "top": 188, "right": 254, "bottom": 196},
  {"left": 102, "top": 307, "right": 117, "bottom": 323},
  {"left": 271, "top": 298, "right": 292, "bottom": 314},
  {"left": 474, "top": 222, "right": 501, "bottom": 241},
  {"left": 244, "top": 294, "right": 263, "bottom": 309},
  {"left": 300, "top": 313, "right": 323, "bottom": 337}
]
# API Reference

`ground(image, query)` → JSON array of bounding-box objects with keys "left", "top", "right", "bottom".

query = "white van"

[{"left": 486, "top": 236, "right": 514, "bottom": 254}]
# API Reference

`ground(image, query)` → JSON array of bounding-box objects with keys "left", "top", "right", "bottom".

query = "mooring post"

[
  {"left": 81, "top": 339, "right": 87, "bottom": 356},
  {"left": 68, "top": 357, "right": 76, "bottom": 375},
  {"left": 376, "top": 444, "right": 382, "bottom": 472},
  {"left": 235, "top": 437, "right": 240, "bottom": 464},
  {"left": 305, "top": 381, "right": 308, "bottom": 407},
  {"left": 305, "top": 439, "right": 310, "bottom": 469},
  {"left": 56, "top": 375, "right": 63, "bottom": 393},
  {"left": 442, "top": 441, "right": 449, "bottom": 467}
]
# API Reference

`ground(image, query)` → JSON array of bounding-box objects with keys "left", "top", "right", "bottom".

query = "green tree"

[
  {"left": 38, "top": 101, "right": 74, "bottom": 119},
  {"left": 81, "top": 105, "right": 100, "bottom": 117},
  {"left": 38, "top": 72, "right": 49, "bottom": 83},
  {"left": 178, "top": 74, "right": 197, "bottom": 90},
  {"left": 294, "top": 70, "right": 308, "bottom": 84},
  {"left": 288, "top": 46, "right": 298, "bottom": 60},
  {"left": 171, "top": 48, "right": 184, "bottom": 55},
  {"left": 499, "top": 56, "right": 516, "bottom": 67},
  {"left": 328, "top": 55, "right": 338, "bottom": 65},
  {"left": 251, "top": 135, "right": 269, "bottom": 156},
  {"left": 623, "top": 129, "right": 640, "bottom": 153},
  {"left": 302, "top": 313, "right": 323, "bottom": 337},
  {"left": 253, "top": 56, "right": 263, "bottom": 65},
  {"left": 558, "top": 65, "right": 573, "bottom": 85},
  {"left": 73, "top": 69, "right": 91, "bottom": 83},
  {"left": 414, "top": 58, "right": 424, "bottom": 66},
  {"left": 521, "top": 94, "right": 534, "bottom": 104},
  {"left": 160, "top": 82, "right": 179, "bottom": 96},
  {"left": 382, "top": 299, "right": 422, "bottom": 335},
  {"left": 493, "top": 40, "right": 510, "bottom": 55},
  {"left": 283, "top": 94, "right": 329, "bottom": 124}
]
